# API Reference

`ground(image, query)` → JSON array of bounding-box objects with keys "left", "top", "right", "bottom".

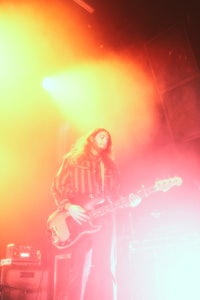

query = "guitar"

[{"left": 47, "top": 176, "right": 182, "bottom": 249}]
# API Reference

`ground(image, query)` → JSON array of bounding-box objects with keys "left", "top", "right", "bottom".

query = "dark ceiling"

[{"left": 73, "top": 0, "right": 200, "bottom": 65}]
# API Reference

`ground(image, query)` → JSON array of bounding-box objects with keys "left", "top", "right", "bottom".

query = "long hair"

[{"left": 65, "top": 128, "right": 113, "bottom": 164}]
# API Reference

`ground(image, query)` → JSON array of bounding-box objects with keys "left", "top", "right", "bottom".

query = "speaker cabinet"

[
  {"left": 0, "top": 265, "right": 49, "bottom": 300},
  {"left": 162, "top": 76, "right": 200, "bottom": 142},
  {"left": 53, "top": 253, "right": 71, "bottom": 300},
  {"left": 145, "top": 22, "right": 199, "bottom": 93}
]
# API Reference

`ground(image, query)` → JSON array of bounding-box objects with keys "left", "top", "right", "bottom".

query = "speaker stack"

[
  {"left": 145, "top": 22, "right": 200, "bottom": 143},
  {"left": 0, "top": 244, "right": 49, "bottom": 300},
  {"left": 53, "top": 252, "right": 71, "bottom": 300}
]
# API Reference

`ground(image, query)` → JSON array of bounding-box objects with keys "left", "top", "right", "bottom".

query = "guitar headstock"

[{"left": 154, "top": 176, "right": 183, "bottom": 192}]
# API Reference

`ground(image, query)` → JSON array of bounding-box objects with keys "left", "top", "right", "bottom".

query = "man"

[{"left": 51, "top": 128, "right": 120, "bottom": 300}]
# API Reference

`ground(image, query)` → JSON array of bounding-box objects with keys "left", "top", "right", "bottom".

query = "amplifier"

[
  {"left": 5, "top": 244, "right": 41, "bottom": 265},
  {"left": 53, "top": 253, "right": 71, "bottom": 300},
  {"left": 0, "top": 258, "right": 41, "bottom": 267},
  {"left": 0, "top": 265, "right": 49, "bottom": 300}
]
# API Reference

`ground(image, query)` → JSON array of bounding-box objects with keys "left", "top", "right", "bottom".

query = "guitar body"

[{"left": 47, "top": 209, "right": 101, "bottom": 249}]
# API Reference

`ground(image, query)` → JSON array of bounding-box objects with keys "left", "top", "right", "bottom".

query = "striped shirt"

[{"left": 51, "top": 153, "right": 120, "bottom": 209}]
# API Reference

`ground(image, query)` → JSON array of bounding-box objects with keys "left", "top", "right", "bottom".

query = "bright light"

[
  {"left": 43, "top": 57, "right": 156, "bottom": 140},
  {"left": 42, "top": 77, "right": 55, "bottom": 91},
  {"left": 157, "top": 245, "right": 200, "bottom": 300}
]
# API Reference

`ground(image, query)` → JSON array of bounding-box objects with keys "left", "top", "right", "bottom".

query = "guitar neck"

[
  {"left": 88, "top": 186, "right": 156, "bottom": 220},
  {"left": 85, "top": 176, "right": 183, "bottom": 220},
  {"left": 88, "top": 198, "right": 125, "bottom": 220}
]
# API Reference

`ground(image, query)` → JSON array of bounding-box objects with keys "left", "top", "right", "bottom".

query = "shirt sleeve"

[{"left": 51, "top": 157, "right": 71, "bottom": 209}]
